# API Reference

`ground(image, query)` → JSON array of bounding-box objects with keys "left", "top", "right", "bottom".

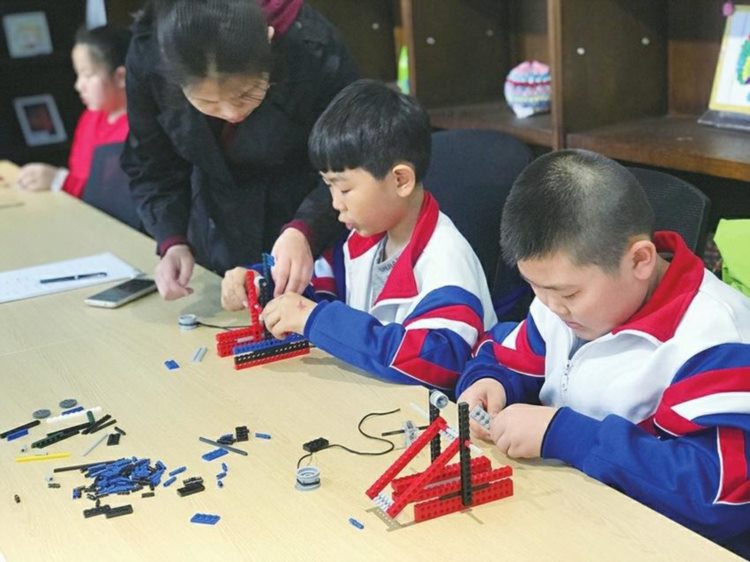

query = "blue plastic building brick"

[
  {"left": 164, "top": 359, "right": 180, "bottom": 370},
  {"left": 216, "top": 472, "right": 227, "bottom": 480},
  {"left": 6, "top": 428, "right": 29, "bottom": 441},
  {"left": 202, "top": 448, "right": 229, "bottom": 461},
  {"left": 217, "top": 479, "right": 224, "bottom": 488},
  {"left": 232, "top": 333, "right": 305, "bottom": 355},
  {"left": 163, "top": 476, "right": 177, "bottom": 488},
  {"left": 168, "top": 466, "right": 187, "bottom": 477},
  {"left": 62, "top": 406, "right": 84, "bottom": 416},
  {"left": 254, "top": 432, "right": 271, "bottom": 440},
  {"left": 72, "top": 488, "right": 82, "bottom": 499},
  {"left": 348, "top": 517, "right": 365, "bottom": 530},
  {"left": 190, "top": 513, "right": 221, "bottom": 525},
  {"left": 221, "top": 462, "right": 228, "bottom": 472}
]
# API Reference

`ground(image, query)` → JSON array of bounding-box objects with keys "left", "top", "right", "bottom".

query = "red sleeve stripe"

[
  {"left": 390, "top": 329, "right": 459, "bottom": 390},
  {"left": 492, "top": 322, "right": 545, "bottom": 377},
  {"left": 654, "top": 367, "right": 750, "bottom": 436},
  {"left": 403, "top": 304, "right": 484, "bottom": 336}
]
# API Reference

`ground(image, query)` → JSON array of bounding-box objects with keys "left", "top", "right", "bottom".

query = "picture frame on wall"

[
  {"left": 13, "top": 94, "right": 67, "bottom": 147},
  {"left": 699, "top": 5, "right": 750, "bottom": 131},
  {"left": 2, "top": 11, "right": 53, "bottom": 58}
]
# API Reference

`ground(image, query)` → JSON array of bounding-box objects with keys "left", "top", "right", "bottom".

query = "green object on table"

[{"left": 714, "top": 218, "right": 750, "bottom": 297}]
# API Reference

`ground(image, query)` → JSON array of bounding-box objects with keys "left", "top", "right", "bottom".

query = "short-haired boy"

[
  {"left": 457, "top": 149, "right": 750, "bottom": 554},
  {"left": 222, "top": 79, "right": 497, "bottom": 392}
]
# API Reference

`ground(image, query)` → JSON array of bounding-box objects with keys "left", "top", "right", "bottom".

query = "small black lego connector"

[
  {"left": 14, "top": 494, "right": 20, "bottom": 503},
  {"left": 303, "top": 437, "right": 330, "bottom": 453}
]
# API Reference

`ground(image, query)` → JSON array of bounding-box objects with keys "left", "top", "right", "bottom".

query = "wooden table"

[{"left": 0, "top": 191, "right": 740, "bottom": 561}]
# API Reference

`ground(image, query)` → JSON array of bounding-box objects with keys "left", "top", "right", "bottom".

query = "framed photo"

[
  {"left": 708, "top": 5, "right": 750, "bottom": 115},
  {"left": 2, "top": 11, "right": 53, "bottom": 58},
  {"left": 13, "top": 95, "right": 67, "bottom": 147}
]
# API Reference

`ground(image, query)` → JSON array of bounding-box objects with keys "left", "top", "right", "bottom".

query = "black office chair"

[
  {"left": 628, "top": 167, "right": 711, "bottom": 256},
  {"left": 424, "top": 129, "right": 534, "bottom": 319},
  {"left": 82, "top": 141, "right": 144, "bottom": 232}
]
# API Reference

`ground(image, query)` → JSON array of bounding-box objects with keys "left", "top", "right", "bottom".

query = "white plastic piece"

[
  {"left": 295, "top": 466, "right": 321, "bottom": 491},
  {"left": 191, "top": 346, "right": 207, "bottom": 363},
  {"left": 403, "top": 420, "right": 419, "bottom": 447},
  {"left": 178, "top": 314, "right": 199, "bottom": 330},
  {"left": 45, "top": 406, "right": 101, "bottom": 425},
  {"left": 469, "top": 404, "right": 491, "bottom": 430},
  {"left": 429, "top": 390, "right": 449, "bottom": 409}
]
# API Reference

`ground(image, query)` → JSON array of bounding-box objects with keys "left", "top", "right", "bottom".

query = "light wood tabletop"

[{"left": 0, "top": 191, "right": 740, "bottom": 562}]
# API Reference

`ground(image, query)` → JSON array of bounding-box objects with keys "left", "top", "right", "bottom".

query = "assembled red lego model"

[
  {"left": 215, "top": 264, "right": 310, "bottom": 369},
  {"left": 365, "top": 391, "right": 513, "bottom": 523}
]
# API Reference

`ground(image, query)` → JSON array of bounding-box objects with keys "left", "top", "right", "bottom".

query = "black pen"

[{"left": 39, "top": 272, "right": 108, "bottom": 284}]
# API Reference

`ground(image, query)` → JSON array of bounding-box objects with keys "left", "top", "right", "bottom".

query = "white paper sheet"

[{"left": 0, "top": 252, "right": 141, "bottom": 304}]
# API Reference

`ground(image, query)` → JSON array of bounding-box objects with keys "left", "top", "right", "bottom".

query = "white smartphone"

[{"left": 84, "top": 277, "right": 157, "bottom": 308}]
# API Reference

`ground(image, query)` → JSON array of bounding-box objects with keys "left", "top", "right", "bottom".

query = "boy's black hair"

[
  {"left": 75, "top": 24, "right": 132, "bottom": 74},
  {"left": 500, "top": 149, "right": 655, "bottom": 271},
  {"left": 153, "top": 0, "right": 272, "bottom": 86},
  {"left": 308, "top": 79, "right": 432, "bottom": 182}
]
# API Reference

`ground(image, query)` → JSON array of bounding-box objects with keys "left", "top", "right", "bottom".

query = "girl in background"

[{"left": 16, "top": 24, "right": 131, "bottom": 197}]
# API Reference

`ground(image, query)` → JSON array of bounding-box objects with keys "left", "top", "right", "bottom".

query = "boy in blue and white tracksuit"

[
  {"left": 222, "top": 80, "right": 496, "bottom": 393},
  {"left": 457, "top": 150, "right": 750, "bottom": 556},
  {"left": 306, "top": 190, "right": 495, "bottom": 391}
]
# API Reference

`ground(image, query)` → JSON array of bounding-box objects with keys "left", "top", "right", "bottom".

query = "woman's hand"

[
  {"left": 154, "top": 244, "right": 194, "bottom": 300},
  {"left": 270, "top": 228, "right": 313, "bottom": 297}
]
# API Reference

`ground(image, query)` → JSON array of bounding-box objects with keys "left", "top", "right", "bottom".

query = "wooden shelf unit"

[{"left": 313, "top": 0, "right": 749, "bottom": 195}]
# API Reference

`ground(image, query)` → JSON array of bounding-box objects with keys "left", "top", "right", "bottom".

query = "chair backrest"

[
  {"left": 82, "top": 142, "right": 144, "bottom": 232},
  {"left": 424, "top": 129, "right": 533, "bottom": 318},
  {"left": 628, "top": 167, "right": 711, "bottom": 255}
]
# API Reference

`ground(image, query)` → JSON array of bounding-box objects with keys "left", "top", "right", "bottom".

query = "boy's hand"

[
  {"left": 270, "top": 228, "right": 313, "bottom": 297},
  {"left": 489, "top": 404, "right": 558, "bottom": 459},
  {"left": 261, "top": 293, "right": 317, "bottom": 339},
  {"left": 155, "top": 244, "right": 194, "bottom": 300},
  {"left": 16, "top": 163, "right": 58, "bottom": 191},
  {"left": 457, "top": 379, "right": 507, "bottom": 440},
  {"left": 221, "top": 267, "right": 249, "bottom": 311}
]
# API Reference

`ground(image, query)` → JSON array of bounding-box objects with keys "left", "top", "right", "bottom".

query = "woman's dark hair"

[
  {"left": 153, "top": 0, "right": 273, "bottom": 86},
  {"left": 75, "top": 24, "right": 132, "bottom": 74},
  {"left": 308, "top": 79, "right": 432, "bottom": 182}
]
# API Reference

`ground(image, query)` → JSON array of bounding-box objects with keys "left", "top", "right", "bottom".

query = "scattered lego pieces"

[
  {"left": 221, "top": 462, "right": 228, "bottom": 473},
  {"left": 6, "top": 428, "right": 29, "bottom": 441},
  {"left": 190, "top": 513, "right": 220, "bottom": 525},
  {"left": 235, "top": 426, "right": 249, "bottom": 442},
  {"left": 141, "top": 492, "right": 155, "bottom": 498},
  {"left": 1, "top": 419, "right": 40, "bottom": 439},
  {"left": 163, "top": 476, "right": 177, "bottom": 488},
  {"left": 45, "top": 407, "right": 101, "bottom": 425},
  {"left": 14, "top": 494, "right": 20, "bottom": 503},
  {"left": 303, "top": 437, "right": 329, "bottom": 453},
  {"left": 191, "top": 346, "right": 207, "bottom": 362},
  {"left": 348, "top": 517, "right": 365, "bottom": 530},
  {"left": 295, "top": 466, "right": 321, "bottom": 491},
  {"left": 79, "top": 457, "right": 167, "bottom": 499},
  {"left": 15, "top": 452, "right": 72, "bottom": 463},
  {"left": 59, "top": 399, "right": 78, "bottom": 409},
  {"left": 82, "top": 434, "right": 108, "bottom": 457},
  {"left": 198, "top": 436, "right": 248, "bottom": 456},
  {"left": 62, "top": 406, "right": 84, "bottom": 416},
  {"left": 164, "top": 359, "right": 180, "bottom": 370},
  {"left": 216, "top": 472, "right": 227, "bottom": 480},
  {"left": 177, "top": 480, "right": 205, "bottom": 497},
  {"left": 179, "top": 314, "right": 199, "bottom": 330},
  {"left": 106, "top": 505, "right": 134, "bottom": 518},
  {"left": 106, "top": 433, "right": 121, "bottom": 446},
  {"left": 48, "top": 482, "right": 61, "bottom": 489},
  {"left": 168, "top": 466, "right": 187, "bottom": 477},
  {"left": 32, "top": 409, "right": 51, "bottom": 419},
  {"left": 469, "top": 404, "right": 491, "bottom": 430},
  {"left": 254, "top": 432, "right": 271, "bottom": 440},
  {"left": 201, "top": 448, "right": 229, "bottom": 462},
  {"left": 114, "top": 426, "right": 126, "bottom": 436},
  {"left": 217, "top": 479, "right": 224, "bottom": 488},
  {"left": 216, "top": 433, "right": 236, "bottom": 445}
]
